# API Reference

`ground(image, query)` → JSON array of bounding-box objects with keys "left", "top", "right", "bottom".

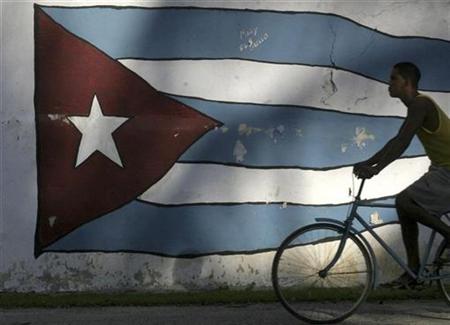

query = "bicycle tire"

[
  {"left": 434, "top": 240, "right": 450, "bottom": 305},
  {"left": 272, "top": 223, "right": 374, "bottom": 324}
]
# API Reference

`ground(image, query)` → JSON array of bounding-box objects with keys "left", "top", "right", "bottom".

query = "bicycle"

[{"left": 272, "top": 178, "right": 450, "bottom": 324}]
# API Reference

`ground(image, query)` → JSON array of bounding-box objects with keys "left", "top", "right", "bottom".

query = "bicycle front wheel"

[{"left": 272, "top": 223, "right": 374, "bottom": 324}]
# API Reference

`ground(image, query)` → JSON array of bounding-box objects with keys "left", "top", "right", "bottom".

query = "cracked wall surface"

[{"left": 1, "top": 1, "right": 449, "bottom": 292}]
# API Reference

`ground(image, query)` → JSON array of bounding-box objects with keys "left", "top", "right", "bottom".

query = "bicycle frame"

[{"left": 317, "top": 178, "right": 450, "bottom": 282}]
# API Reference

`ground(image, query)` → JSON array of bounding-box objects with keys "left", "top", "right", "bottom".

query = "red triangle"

[{"left": 34, "top": 7, "right": 221, "bottom": 253}]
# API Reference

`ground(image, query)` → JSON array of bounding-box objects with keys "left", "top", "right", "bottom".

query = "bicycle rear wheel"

[
  {"left": 435, "top": 240, "right": 450, "bottom": 305},
  {"left": 272, "top": 223, "right": 374, "bottom": 324}
]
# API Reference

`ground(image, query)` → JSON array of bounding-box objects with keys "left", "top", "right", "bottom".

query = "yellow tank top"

[{"left": 416, "top": 94, "right": 450, "bottom": 170}]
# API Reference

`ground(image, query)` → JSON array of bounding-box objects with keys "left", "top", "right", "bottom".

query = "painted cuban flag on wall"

[{"left": 34, "top": 4, "right": 450, "bottom": 258}]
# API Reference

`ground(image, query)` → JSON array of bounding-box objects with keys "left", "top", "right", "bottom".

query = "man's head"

[{"left": 389, "top": 62, "right": 421, "bottom": 98}]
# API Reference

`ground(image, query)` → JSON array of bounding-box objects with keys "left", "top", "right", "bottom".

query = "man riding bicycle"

[{"left": 353, "top": 62, "right": 450, "bottom": 288}]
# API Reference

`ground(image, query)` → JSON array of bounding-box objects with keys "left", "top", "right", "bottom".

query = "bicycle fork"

[
  {"left": 318, "top": 223, "right": 352, "bottom": 278},
  {"left": 318, "top": 179, "right": 365, "bottom": 278}
]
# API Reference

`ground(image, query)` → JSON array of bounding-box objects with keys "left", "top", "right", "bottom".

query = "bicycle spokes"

[{"left": 272, "top": 223, "right": 374, "bottom": 323}]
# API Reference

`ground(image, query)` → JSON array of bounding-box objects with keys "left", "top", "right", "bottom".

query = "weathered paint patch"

[
  {"left": 0, "top": 224, "right": 442, "bottom": 292},
  {"left": 233, "top": 140, "right": 247, "bottom": 162},
  {"left": 47, "top": 113, "right": 70, "bottom": 125},
  {"left": 238, "top": 123, "right": 262, "bottom": 136},
  {"left": 265, "top": 125, "right": 285, "bottom": 143},
  {"left": 353, "top": 127, "right": 376, "bottom": 149},
  {"left": 341, "top": 127, "right": 376, "bottom": 153},
  {"left": 48, "top": 216, "right": 57, "bottom": 227},
  {"left": 370, "top": 211, "right": 383, "bottom": 225}
]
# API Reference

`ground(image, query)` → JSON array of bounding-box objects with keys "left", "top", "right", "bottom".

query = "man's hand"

[{"left": 353, "top": 162, "right": 379, "bottom": 179}]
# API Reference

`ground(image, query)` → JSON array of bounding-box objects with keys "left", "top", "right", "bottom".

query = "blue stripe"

[
  {"left": 41, "top": 6, "right": 450, "bottom": 92},
  {"left": 44, "top": 199, "right": 398, "bottom": 256},
  {"left": 172, "top": 96, "right": 424, "bottom": 168}
]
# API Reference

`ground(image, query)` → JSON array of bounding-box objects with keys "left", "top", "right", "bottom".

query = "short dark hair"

[{"left": 393, "top": 62, "right": 421, "bottom": 88}]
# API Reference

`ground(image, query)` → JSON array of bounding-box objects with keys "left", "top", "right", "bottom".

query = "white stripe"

[
  {"left": 36, "top": 1, "right": 450, "bottom": 41},
  {"left": 139, "top": 156, "right": 430, "bottom": 205},
  {"left": 120, "top": 59, "right": 450, "bottom": 118}
]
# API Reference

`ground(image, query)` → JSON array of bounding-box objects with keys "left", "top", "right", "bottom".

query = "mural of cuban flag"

[{"left": 34, "top": 3, "right": 450, "bottom": 258}]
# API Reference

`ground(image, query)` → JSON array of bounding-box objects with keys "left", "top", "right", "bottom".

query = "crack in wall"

[
  {"left": 354, "top": 96, "right": 368, "bottom": 105},
  {"left": 320, "top": 69, "right": 338, "bottom": 105},
  {"left": 357, "top": 32, "right": 376, "bottom": 59},
  {"left": 328, "top": 21, "right": 337, "bottom": 67},
  {"left": 319, "top": 21, "right": 339, "bottom": 106},
  {"left": 329, "top": 70, "right": 338, "bottom": 93}
]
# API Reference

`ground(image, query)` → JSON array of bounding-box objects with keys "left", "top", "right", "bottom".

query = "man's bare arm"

[
  {"left": 361, "top": 138, "right": 397, "bottom": 166},
  {"left": 373, "top": 98, "right": 428, "bottom": 172},
  {"left": 354, "top": 97, "right": 429, "bottom": 179}
]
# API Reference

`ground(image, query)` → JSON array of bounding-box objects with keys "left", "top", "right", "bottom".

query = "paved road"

[{"left": 1, "top": 301, "right": 449, "bottom": 324}]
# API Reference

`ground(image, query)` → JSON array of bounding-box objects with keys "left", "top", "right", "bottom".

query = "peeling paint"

[
  {"left": 0, "top": 270, "right": 13, "bottom": 289},
  {"left": 0, "top": 225, "right": 438, "bottom": 292},
  {"left": 233, "top": 140, "right": 247, "bottom": 162},
  {"left": 3, "top": 2, "right": 446, "bottom": 294},
  {"left": 353, "top": 127, "right": 375, "bottom": 149},
  {"left": 265, "top": 125, "right": 285, "bottom": 143},
  {"left": 48, "top": 216, "right": 57, "bottom": 227},
  {"left": 133, "top": 270, "right": 144, "bottom": 283},
  {"left": 238, "top": 123, "right": 262, "bottom": 136},
  {"left": 47, "top": 113, "right": 70, "bottom": 125},
  {"left": 342, "top": 127, "right": 375, "bottom": 152},
  {"left": 236, "top": 123, "right": 288, "bottom": 144},
  {"left": 370, "top": 211, "right": 383, "bottom": 225}
]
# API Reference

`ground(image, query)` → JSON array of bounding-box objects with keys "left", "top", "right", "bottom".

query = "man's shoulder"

[
  {"left": 409, "top": 96, "right": 435, "bottom": 114},
  {"left": 411, "top": 95, "right": 434, "bottom": 107}
]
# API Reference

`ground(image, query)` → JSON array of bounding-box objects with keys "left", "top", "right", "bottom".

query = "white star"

[{"left": 68, "top": 95, "right": 129, "bottom": 168}]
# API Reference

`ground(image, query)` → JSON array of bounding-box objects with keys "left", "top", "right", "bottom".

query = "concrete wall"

[{"left": 1, "top": 0, "right": 449, "bottom": 292}]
